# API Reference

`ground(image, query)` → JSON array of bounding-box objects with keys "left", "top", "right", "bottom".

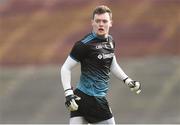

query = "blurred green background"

[{"left": 0, "top": 0, "right": 180, "bottom": 124}]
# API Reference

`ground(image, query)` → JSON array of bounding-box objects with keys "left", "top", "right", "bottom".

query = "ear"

[
  {"left": 109, "top": 20, "right": 113, "bottom": 27},
  {"left": 91, "top": 19, "right": 94, "bottom": 26}
]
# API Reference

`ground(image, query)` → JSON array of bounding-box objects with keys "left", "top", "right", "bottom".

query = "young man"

[{"left": 61, "top": 5, "right": 141, "bottom": 124}]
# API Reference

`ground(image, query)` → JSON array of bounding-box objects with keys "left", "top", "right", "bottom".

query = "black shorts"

[{"left": 70, "top": 89, "right": 113, "bottom": 123}]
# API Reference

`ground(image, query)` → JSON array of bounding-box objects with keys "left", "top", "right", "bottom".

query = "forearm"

[
  {"left": 61, "top": 65, "right": 72, "bottom": 94},
  {"left": 110, "top": 56, "right": 141, "bottom": 94},
  {"left": 60, "top": 56, "right": 78, "bottom": 96},
  {"left": 110, "top": 56, "right": 128, "bottom": 80},
  {"left": 61, "top": 56, "right": 81, "bottom": 111}
]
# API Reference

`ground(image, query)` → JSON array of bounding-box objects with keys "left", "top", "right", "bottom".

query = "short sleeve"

[{"left": 70, "top": 41, "right": 87, "bottom": 62}]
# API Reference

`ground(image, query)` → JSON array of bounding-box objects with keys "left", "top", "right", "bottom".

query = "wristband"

[
  {"left": 64, "top": 88, "right": 74, "bottom": 96},
  {"left": 123, "top": 77, "right": 129, "bottom": 83}
]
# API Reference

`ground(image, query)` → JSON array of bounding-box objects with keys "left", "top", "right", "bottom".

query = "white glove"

[
  {"left": 123, "top": 78, "right": 141, "bottom": 94},
  {"left": 64, "top": 89, "right": 81, "bottom": 111}
]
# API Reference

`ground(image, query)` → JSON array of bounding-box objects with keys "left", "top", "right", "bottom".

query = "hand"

[
  {"left": 124, "top": 78, "right": 141, "bottom": 94},
  {"left": 65, "top": 94, "right": 81, "bottom": 111},
  {"left": 64, "top": 89, "right": 81, "bottom": 111}
]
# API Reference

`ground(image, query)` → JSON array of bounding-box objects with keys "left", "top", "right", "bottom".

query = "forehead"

[{"left": 93, "top": 13, "right": 111, "bottom": 21}]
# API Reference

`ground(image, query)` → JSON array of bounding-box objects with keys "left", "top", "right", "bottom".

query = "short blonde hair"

[{"left": 92, "top": 5, "right": 112, "bottom": 20}]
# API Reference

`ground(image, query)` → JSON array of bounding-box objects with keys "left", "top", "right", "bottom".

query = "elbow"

[
  {"left": 61, "top": 63, "right": 71, "bottom": 76},
  {"left": 61, "top": 64, "right": 66, "bottom": 75}
]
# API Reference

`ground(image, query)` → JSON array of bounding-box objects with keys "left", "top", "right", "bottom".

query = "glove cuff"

[
  {"left": 123, "top": 77, "right": 133, "bottom": 85},
  {"left": 123, "top": 77, "right": 128, "bottom": 83},
  {"left": 64, "top": 88, "right": 74, "bottom": 96}
]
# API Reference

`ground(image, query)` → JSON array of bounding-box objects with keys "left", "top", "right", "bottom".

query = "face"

[{"left": 92, "top": 12, "right": 112, "bottom": 37}]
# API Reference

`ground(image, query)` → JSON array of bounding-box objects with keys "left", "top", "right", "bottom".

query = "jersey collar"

[{"left": 91, "top": 32, "right": 109, "bottom": 42}]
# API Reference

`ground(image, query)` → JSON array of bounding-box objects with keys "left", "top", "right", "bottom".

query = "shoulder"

[
  {"left": 108, "top": 35, "right": 115, "bottom": 48},
  {"left": 108, "top": 34, "right": 114, "bottom": 42},
  {"left": 108, "top": 35, "right": 115, "bottom": 44},
  {"left": 80, "top": 33, "right": 96, "bottom": 44},
  {"left": 72, "top": 33, "right": 96, "bottom": 47}
]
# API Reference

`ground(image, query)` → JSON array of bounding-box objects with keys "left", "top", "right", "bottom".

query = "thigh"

[{"left": 69, "top": 116, "right": 88, "bottom": 124}]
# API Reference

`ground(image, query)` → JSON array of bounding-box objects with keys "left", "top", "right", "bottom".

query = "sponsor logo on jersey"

[
  {"left": 96, "top": 42, "right": 114, "bottom": 49},
  {"left": 97, "top": 53, "right": 114, "bottom": 59},
  {"left": 97, "top": 54, "right": 103, "bottom": 59}
]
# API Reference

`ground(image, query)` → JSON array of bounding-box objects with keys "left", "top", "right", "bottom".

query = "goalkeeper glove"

[
  {"left": 123, "top": 77, "right": 141, "bottom": 94},
  {"left": 64, "top": 89, "right": 81, "bottom": 111}
]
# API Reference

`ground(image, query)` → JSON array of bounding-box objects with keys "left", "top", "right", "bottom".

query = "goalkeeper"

[{"left": 61, "top": 5, "right": 141, "bottom": 124}]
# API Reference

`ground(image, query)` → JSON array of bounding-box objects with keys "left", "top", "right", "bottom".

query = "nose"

[{"left": 99, "top": 21, "right": 104, "bottom": 27}]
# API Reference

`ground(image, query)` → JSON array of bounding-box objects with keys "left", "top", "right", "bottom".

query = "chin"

[{"left": 97, "top": 32, "right": 106, "bottom": 37}]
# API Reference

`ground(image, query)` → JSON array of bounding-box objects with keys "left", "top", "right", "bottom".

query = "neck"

[{"left": 92, "top": 32, "right": 108, "bottom": 38}]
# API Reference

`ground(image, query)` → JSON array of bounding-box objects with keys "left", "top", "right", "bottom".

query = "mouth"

[{"left": 98, "top": 28, "right": 104, "bottom": 32}]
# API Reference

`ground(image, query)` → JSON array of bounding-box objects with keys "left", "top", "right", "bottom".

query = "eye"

[
  {"left": 94, "top": 19, "right": 108, "bottom": 24},
  {"left": 102, "top": 20, "right": 108, "bottom": 23},
  {"left": 95, "top": 19, "right": 101, "bottom": 23}
]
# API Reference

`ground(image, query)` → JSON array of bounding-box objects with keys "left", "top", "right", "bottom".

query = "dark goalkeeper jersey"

[{"left": 70, "top": 32, "right": 115, "bottom": 96}]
